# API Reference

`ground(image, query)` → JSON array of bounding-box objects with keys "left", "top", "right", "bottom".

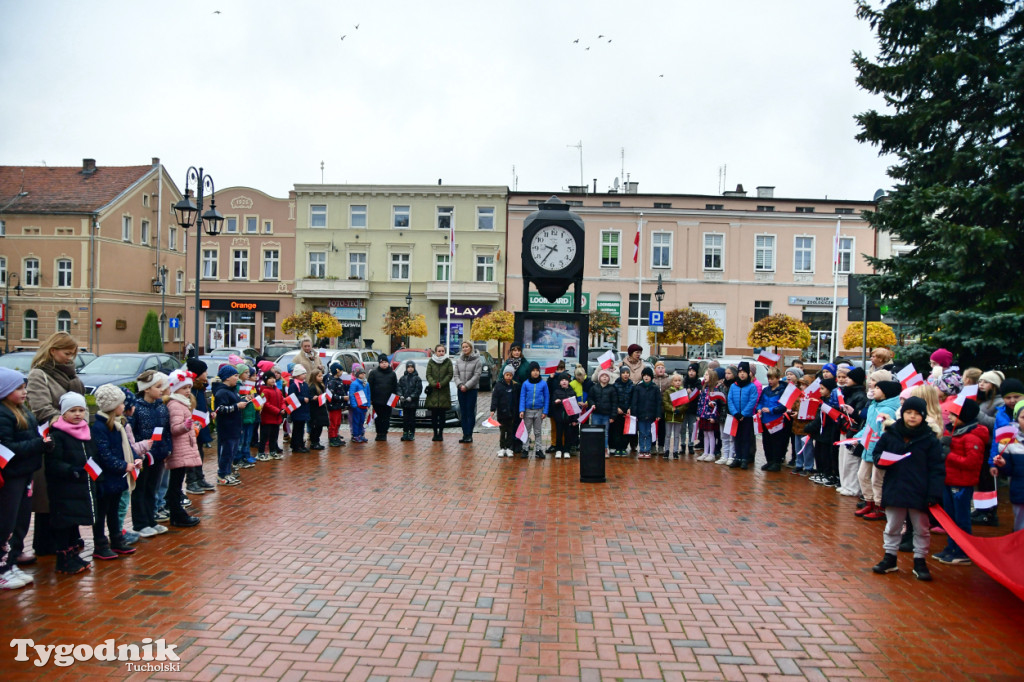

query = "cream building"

[
  {"left": 292, "top": 184, "right": 507, "bottom": 354},
  {"left": 507, "top": 185, "right": 877, "bottom": 362}
]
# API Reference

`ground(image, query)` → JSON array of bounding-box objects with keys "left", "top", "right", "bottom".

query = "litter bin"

[{"left": 579, "top": 426, "right": 606, "bottom": 483}]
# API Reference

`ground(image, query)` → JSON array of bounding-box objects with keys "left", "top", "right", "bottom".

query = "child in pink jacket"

[{"left": 164, "top": 370, "right": 202, "bottom": 527}]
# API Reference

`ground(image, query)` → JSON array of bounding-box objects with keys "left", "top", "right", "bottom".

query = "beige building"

[
  {"left": 291, "top": 184, "right": 507, "bottom": 354},
  {"left": 0, "top": 158, "right": 188, "bottom": 354},
  {"left": 507, "top": 185, "right": 877, "bottom": 362},
  {"left": 193, "top": 186, "right": 297, "bottom": 352}
]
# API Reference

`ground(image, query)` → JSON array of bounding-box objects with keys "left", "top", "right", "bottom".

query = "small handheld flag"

[
  {"left": 724, "top": 414, "right": 738, "bottom": 437},
  {"left": 709, "top": 390, "right": 727, "bottom": 403},
  {"left": 805, "top": 378, "right": 822, "bottom": 395},
  {"left": 543, "top": 362, "right": 560, "bottom": 375},
  {"left": 191, "top": 410, "right": 209, "bottom": 428},
  {"left": 253, "top": 394, "right": 267, "bottom": 408},
  {"left": 38, "top": 423, "right": 50, "bottom": 439},
  {"left": 835, "top": 436, "right": 860, "bottom": 447},
  {"left": 324, "top": 389, "right": 333, "bottom": 401},
  {"left": 597, "top": 350, "right": 616, "bottom": 370},
  {"left": 578, "top": 406, "right": 595, "bottom": 424},
  {"left": 755, "top": 350, "right": 780, "bottom": 367},
  {"left": 354, "top": 391, "right": 368, "bottom": 408},
  {"left": 753, "top": 412, "right": 763, "bottom": 435},
  {"left": 877, "top": 450, "right": 911, "bottom": 466},
  {"left": 765, "top": 415, "right": 786, "bottom": 434},
  {"left": 995, "top": 424, "right": 1017, "bottom": 443},
  {"left": 516, "top": 419, "right": 529, "bottom": 442},
  {"left": 341, "top": 372, "right": 353, "bottom": 385},
  {"left": 651, "top": 419, "right": 658, "bottom": 442},
  {"left": 670, "top": 389, "right": 691, "bottom": 407},
  {"left": 386, "top": 394, "right": 401, "bottom": 408},
  {"left": 781, "top": 384, "right": 800, "bottom": 410},
  {"left": 366, "top": 408, "right": 374, "bottom": 425},
  {"left": 151, "top": 427, "right": 164, "bottom": 442},
  {"left": 623, "top": 415, "right": 637, "bottom": 435},
  {"left": 483, "top": 416, "right": 500, "bottom": 428},
  {"left": 972, "top": 489, "right": 998, "bottom": 510},
  {"left": 318, "top": 393, "right": 329, "bottom": 406},
  {"left": 820, "top": 403, "right": 839, "bottom": 421},
  {"left": 797, "top": 398, "right": 818, "bottom": 421},
  {"left": 285, "top": 393, "right": 301, "bottom": 410},
  {"left": 0, "top": 443, "right": 14, "bottom": 469},
  {"left": 85, "top": 457, "right": 102, "bottom": 481},
  {"left": 797, "top": 435, "right": 811, "bottom": 455},
  {"left": 563, "top": 396, "right": 580, "bottom": 416},
  {"left": 950, "top": 385, "right": 980, "bottom": 415},
  {"left": 128, "top": 465, "right": 139, "bottom": 482},
  {"left": 896, "top": 364, "right": 924, "bottom": 389},
  {"left": 145, "top": 451, "right": 154, "bottom": 466}
]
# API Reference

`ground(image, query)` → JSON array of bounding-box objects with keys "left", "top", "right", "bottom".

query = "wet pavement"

[{"left": 3, "top": 431, "right": 1024, "bottom": 681}]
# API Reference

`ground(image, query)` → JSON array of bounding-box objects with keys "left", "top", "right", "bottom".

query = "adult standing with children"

[
  {"left": 426, "top": 344, "right": 454, "bottom": 442},
  {"left": 453, "top": 341, "right": 482, "bottom": 444}
]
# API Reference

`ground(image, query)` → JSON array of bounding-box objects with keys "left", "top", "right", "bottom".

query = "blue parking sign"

[{"left": 648, "top": 310, "right": 664, "bottom": 326}]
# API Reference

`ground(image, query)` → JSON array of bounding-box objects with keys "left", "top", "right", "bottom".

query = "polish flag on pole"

[
  {"left": 285, "top": 393, "right": 301, "bottom": 412},
  {"left": 145, "top": 452, "right": 154, "bottom": 466},
  {"left": 253, "top": 394, "right": 267, "bottom": 408},
  {"left": 128, "top": 464, "right": 139, "bottom": 481},
  {"left": 516, "top": 420, "right": 529, "bottom": 442},
  {"left": 820, "top": 403, "right": 840, "bottom": 421},
  {"left": 709, "top": 389, "right": 727, "bottom": 403},
  {"left": 835, "top": 435, "right": 860, "bottom": 446},
  {"left": 670, "top": 389, "right": 691, "bottom": 407},
  {"left": 85, "top": 457, "right": 103, "bottom": 480},
  {"left": 191, "top": 410, "right": 209, "bottom": 428},
  {"left": 805, "top": 378, "right": 822, "bottom": 395},
  {"left": 578, "top": 406, "right": 595, "bottom": 424},
  {"left": 483, "top": 416, "right": 500, "bottom": 428},
  {"left": 38, "top": 422, "right": 50, "bottom": 439},
  {"left": 753, "top": 412, "right": 763, "bottom": 434},
  {"left": 623, "top": 415, "right": 637, "bottom": 435},
  {"left": 797, "top": 398, "right": 818, "bottom": 420},
  {"left": 896, "top": 364, "right": 924, "bottom": 389},
  {"left": 366, "top": 408, "right": 374, "bottom": 425},
  {"left": 860, "top": 427, "right": 876, "bottom": 450},
  {"left": 724, "top": 414, "right": 738, "bottom": 437},
  {"left": 797, "top": 435, "right": 811, "bottom": 455},
  {"left": 949, "top": 385, "right": 980, "bottom": 415},
  {"left": 386, "top": 393, "right": 401, "bottom": 408},
  {"left": 781, "top": 383, "right": 801, "bottom": 410},
  {"left": 877, "top": 450, "right": 911, "bottom": 466},
  {"left": 651, "top": 420, "right": 658, "bottom": 442},
  {"left": 755, "top": 350, "right": 780, "bottom": 367},
  {"left": 972, "top": 489, "right": 998, "bottom": 510},
  {"left": 354, "top": 391, "right": 368, "bottom": 408},
  {"left": 318, "top": 393, "right": 329, "bottom": 406},
  {"left": 151, "top": 427, "right": 164, "bottom": 442},
  {"left": 238, "top": 384, "right": 252, "bottom": 396},
  {"left": 995, "top": 424, "right": 1018, "bottom": 443},
  {"left": 765, "top": 415, "right": 786, "bottom": 434},
  {"left": 325, "top": 388, "right": 333, "bottom": 401},
  {"left": 597, "top": 350, "right": 616, "bottom": 370},
  {"left": 543, "top": 362, "right": 560, "bottom": 375},
  {"left": 563, "top": 396, "right": 580, "bottom": 416},
  {"left": 632, "top": 228, "right": 640, "bottom": 263},
  {"left": 341, "top": 372, "right": 353, "bottom": 385},
  {"left": 0, "top": 443, "right": 14, "bottom": 469}
]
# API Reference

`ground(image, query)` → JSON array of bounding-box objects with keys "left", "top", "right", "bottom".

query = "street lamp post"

[
  {"left": 405, "top": 283, "right": 413, "bottom": 349},
  {"left": 153, "top": 265, "right": 168, "bottom": 345},
  {"left": 172, "top": 168, "right": 224, "bottom": 356},
  {"left": 3, "top": 273, "right": 23, "bottom": 354},
  {"left": 654, "top": 273, "right": 665, "bottom": 358}
]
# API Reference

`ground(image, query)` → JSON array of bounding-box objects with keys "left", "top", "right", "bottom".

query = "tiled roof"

[{"left": 0, "top": 163, "right": 154, "bottom": 214}]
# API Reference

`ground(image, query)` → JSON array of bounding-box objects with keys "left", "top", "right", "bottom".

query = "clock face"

[{"left": 529, "top": 226, "right": 578, "bottom": 272}]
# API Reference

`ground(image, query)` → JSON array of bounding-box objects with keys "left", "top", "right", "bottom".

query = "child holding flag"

[
  {"left": 551, "top": 374, "right": 579, "bottom": 458},
  {"left": 285, "top": 365, "right": 311, "bottom": 453},
  {"left": 306, "top": 368, "right": 329, "bottom": 450},
  {"left": 662, "top": 373, "right": 687, "bottom": 459},
  {"left": 398, "top": 360, "right": 423, "bottom": 442},
  {"left": 696, "top": 369, "right": 725, "bottom": 463},
  {"left": 855, "top": 380, "right": 902, "bottom": 519},
  {"left": 992, "top": 401, "right": 1024, "bottom": 532},
  {"left": 163, "top": 370, "right": 201, "bottom": 527},
  {"left": 726, "top": 362, "right": 759, "bottom": 470},
  {"left": 257, "top": 371, "right": 286, "bottom": 459},
  {"left": 90, "top": 385, "right": 142, "bottom": 560},
  {"left": 934, "top": 398, "right": 989, "bottom": 565},
  {"left": 589, "top": 368, "right": 618, "bottom": 457},
  {"left": 804, "top": 378, "right": 843, "bottom": 486},
  {"left": 130, "top": 370, "right": 170, "bottom": 538},
  {"left": 630, "top": 367, "right": 663, "bottom": 459},
  {"left": 756, "top": 367, "right": 790, "bottom": 472},
  {"left": 788, "top": 374, "right": 818, "bottom": 474},
  {"left": 681, "top": 363, "right": 702, "bottom": 454},
  {"left": 46, "top": 392, "right": 96, "bottom": 575},
  {"left": 612, "top": 365, "right": 636, "bottom": 457},
  {"left": 326, "top": 363, "right": 349, "bottom": 447},
  {"left": 489, "top": 365, "right": 520, "bottom": 457},
  {"left": 348, "top": 369, "right": 370, "bottom": 444},
  {"left": 871, "top": 396, "right": 945, "bottom": 581},
  {"left": 518, "top": 362, "right": 549, "bottom": 459},
  {"left": 213, "top": 365, "right": 249, "bottom": 484},
  {"left": 235, "top": 365, "right": 259, "bottom": 468}
]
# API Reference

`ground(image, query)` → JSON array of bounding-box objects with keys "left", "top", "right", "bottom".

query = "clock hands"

[{"left": 539, "top": 243, "right": 558, "bottom": 265}]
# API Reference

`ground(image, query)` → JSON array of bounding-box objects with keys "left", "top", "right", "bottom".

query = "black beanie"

[
  {"left": 821, "top": 378, "right": 838, "bottom": 392},
  {"left": 186, "top": 358, "right": 208, "bottom": 376},
  {"left": 876, "top": 380, "right": 901, "bottom": 399},
  {"left": 1001, "top": 378, "right": 1024, "bottom": 397},
  {"left": 641, "top": 366, "right": 654, "bottom": 379},
  {"left": 957, "top": 399, "right": 981, "bottom": 424},
  {"left": 902, "top": 396, "right": 928, "bottom": 418},
  {"left": 846, "top": 367, "right": 866, "bottom": 385}
]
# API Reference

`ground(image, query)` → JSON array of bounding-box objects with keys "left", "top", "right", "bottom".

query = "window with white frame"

[
  {"left": 435, "top": 253, "right": 450, "bottom": 281},
  {"left": 652, "top": 232, "right": 672, "bottom": 268},
  {"left": 122, "top": 216, "right": 132, "bottom": 242},
  {"left": 475, "top": 255, "right": 495, "bottom": 282},
  {"left": 601, "top": 231, "right": 620, "bottom": 267},
  {"left": 202, "top": 249, "right": 218, "bottom": 279},
  {"left": 24, "top": 310, "right": 38, "bottom": 340},
  {"left": 141, "top": 220, "right": 150, "bottom": 245},
  {"left": 57, "top": 259, "right": 72, "bottom": 287},
  {"left": 308, "top": 251, "right": 327, "bottom": 278},
  {"left": 263, "top": 249, "right": 279, "bottom": 280},
  {"left": 477, "top": 206, "right": 495, "bottom": 230},
  {"left": 310, "top": 205, "right": 327, "bottom": 228},
  {"left": 703, "top": 233, "right": 724, "bottom": 270},
  {"left": 232, "top": 249, "right": 248, "bottom": 280},
  {"left": 350, "top": 205, "right": 367, "bottom": 228},
  {"left": 754, "top": 300, "right": 772, "bottom": 322},
  {"left": 390, "top": 252, "right": 410, "bottom": 280},
  {"left": 264, "top": 220, "right": 272, "bottom": 234},
  {"left": 225, "top": 217, "right": 238, "bottom": 233},
  {"left": 24, "top": 258, "right": 40, "bottom": 286},
  {"left": 57, "top": 310, "right": 71, "bottom": 334},
  {"left": 246, "top": 216, "right": 258, "bottom": 233},
  {"left": 837, "top": 237, "right": 854, "bottom": 274},
  {"left": 436, "top": 206, "right": 453, "bottom": 230},
  {"left": 159, "top": 313, "right": 167, "bottom": 342},
  {"left": 754, "top": 235, "right": 775, "bottom": 271},
  {"left": 168, "top": 226, "right": 177, "bottom": 251},
  {"left": 794, "top": 236, "right": 814, "bottom": 272},
  {"left": 348, "top": 252, "right": 366, "bottom": 279},
  {"left": 175, "top": 271, "right": 183, "bottom": 295},
  {"left": 393, "top": 205, "right": 410, "bottom": 228},
  {"left": 0, "top": 256, "right": 6, "bottom": 285}
]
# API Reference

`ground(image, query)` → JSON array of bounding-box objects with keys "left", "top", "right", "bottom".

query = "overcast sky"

[{"left": 0, "top": 0, "right": 891, "bottom": 201}]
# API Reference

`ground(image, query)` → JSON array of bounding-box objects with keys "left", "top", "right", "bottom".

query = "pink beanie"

[{"left": 930, "top": 348, "right": 954, "bottom": 368}]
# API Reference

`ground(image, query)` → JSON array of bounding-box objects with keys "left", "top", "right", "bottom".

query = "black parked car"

[{"left": 78, "top": 353, "right": 180, "bottom": 394}]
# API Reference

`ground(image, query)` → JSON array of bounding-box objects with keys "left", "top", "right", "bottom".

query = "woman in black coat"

[{"left": 46, "top": 392, "right": 97, "bottom": 574}]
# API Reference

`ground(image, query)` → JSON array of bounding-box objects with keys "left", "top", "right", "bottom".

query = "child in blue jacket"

[
  {"left": 756, "top": 366, "right": 790, "bottom": 472},
  {"left": 726, "top": 362, "right": 760, "bottom": 470},
  {"left": 348, "top": 369, "right": 370, "bottom": 443},
  {"left": 518, "top": 362, "right": 549, "bottom": 459},
  {"left": 992, "top": 401, "right": 1024, "bottom": 532}
]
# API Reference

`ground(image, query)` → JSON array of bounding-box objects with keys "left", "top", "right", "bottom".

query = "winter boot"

[
  {"left": 855, "top": 501, "right": 875, "bottom": 517},
  {"left": 55, "top": 549, "right": 74, "bottom": 574},
  {"left": 912, "top": 557, "right": 932, "bottom": 581},
  {"left": 872, "top": 553, "right": 898, "bottom": 574}
]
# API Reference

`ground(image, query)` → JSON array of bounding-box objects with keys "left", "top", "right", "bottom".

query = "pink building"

[{"left": 507, "top": 186, "right": 877, "bottom": 362}]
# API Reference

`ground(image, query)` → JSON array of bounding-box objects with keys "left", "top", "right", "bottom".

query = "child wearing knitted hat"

[
  {"left": 90, "top": 384, "right": 143, "bottom": 560},
  {"left": 934, "top": 398, "right": 989, "bottom": 565},
  {"left": 163, "top": 370, "right": 201, "bottom": 527},
  {"left": 47, "top": 392, "right": 98, "bottom": 575},
  {"left": 130, "top": 370, "right": 170, "bottom": 538},
  {"left": 213, "top": 365, "right": 249, "bottom": 485},
  {"left": 992, "top": 401, "right": 1024, "bottom": 532}
]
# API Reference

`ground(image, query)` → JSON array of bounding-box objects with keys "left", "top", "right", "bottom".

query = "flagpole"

[
  {"left": 447, "top": 220, "right": 454, "bottom": 352},
  {"left": 636, "top": 212, "right": 643, "bottom": 347},
  {"left": 830, "top": 216, "right": 841, "bottom": 361}
]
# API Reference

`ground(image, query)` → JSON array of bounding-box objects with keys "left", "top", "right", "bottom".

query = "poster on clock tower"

[{"left": 514, "top": 312, "right": 589, "bottom": 375}]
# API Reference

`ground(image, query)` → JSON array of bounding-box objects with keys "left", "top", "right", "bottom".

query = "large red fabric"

[{"left": 932, "top": 505, "right": 1024, "bottom": 601}]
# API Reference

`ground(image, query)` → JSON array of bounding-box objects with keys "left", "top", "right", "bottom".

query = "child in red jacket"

[
  {"left": 934, "top": 399, "right": 989, "bottom": 565},
  {"left": 257, "top": 371, "right": 285, "bottom": 460}
]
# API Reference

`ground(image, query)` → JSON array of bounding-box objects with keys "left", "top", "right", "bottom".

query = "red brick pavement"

[{"left": 2, "top": 433, "right": 1023, "bottom": 681}]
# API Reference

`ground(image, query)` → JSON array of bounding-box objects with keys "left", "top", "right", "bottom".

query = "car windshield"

[
  {"left": 393, "top": 350, "right": 427, "bottom": 363},
  {"left": 79, "top": 355, "right": 142, "bottom": 375},
  {"left": 209, "top": 348, "right": 248, "bottom": 357},
  {"left": 0, "top": 353, "right": 34, "bottom": 373},
  {"left": 263, "top": 346, "right": 295, "bottom": 360}
]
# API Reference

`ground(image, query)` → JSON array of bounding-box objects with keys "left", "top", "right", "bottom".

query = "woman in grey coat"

[{"left": 452, "top": 341, "right": 482, "bottom": 443}]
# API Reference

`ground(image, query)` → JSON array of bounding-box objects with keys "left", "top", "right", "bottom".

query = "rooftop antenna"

[
  {"left": 718, "top": 164, "right": 727, "bottom": 194},
  {"left": 620, "top": 147, "right": 625, "bottom": 188},
  {"left": 512, "top": 164, "right": 518, "bottom": 191},
  {"left": 320, "top": 161, "right": 324, "bottom": 184},
  {"left": 567, "top": 140, "right": 583, "bottom": 188}
]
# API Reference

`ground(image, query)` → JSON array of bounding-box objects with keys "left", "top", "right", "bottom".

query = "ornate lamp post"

[
  {"left": 152, "top": 265, "right": 168, "bottom": 344},
  {"left": 3, "top": 272, "right": 23, "bottom": 354},
  {"left": 173, "top": 168, "right": 224, "bottom": 355},
  {"left": 654, "top": 273, "right": 665, "bottom": 357}
]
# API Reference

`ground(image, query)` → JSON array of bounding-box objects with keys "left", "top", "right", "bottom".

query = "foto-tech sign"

[{"left": 528, "top": 292, "right": 591, "bottom": 312}]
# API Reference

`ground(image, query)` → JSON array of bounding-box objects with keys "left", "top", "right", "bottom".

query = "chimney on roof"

[
  {"left": 82, "top": 158, "right": 96, "bottom": 174},
  {"left": 624, "top": 181, "right": 638, "bottom": 194},
  {"left": 152, "top": 157, "right": 160, "bottom": 166},
  {"left": 723, "top": 183, "right": 746, "bottom": 197},
  {"left": 756, "top": 185, "right": 775, "bottom": 198}
]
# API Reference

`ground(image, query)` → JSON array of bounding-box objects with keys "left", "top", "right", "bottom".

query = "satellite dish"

[
  {"left": 872, "top": 188, "right": 887, "bottom": 202},
  {"left": 613, "top": 177, "right": 620, "bottom": 190}
]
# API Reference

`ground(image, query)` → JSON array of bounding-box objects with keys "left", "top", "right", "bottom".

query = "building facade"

[
  {"left": 292, "top": 184, "right": 507, "bottom": 354},
  {"left": 507, "top": 186, "right": 877, "bottom": 361},
  {"left": 0, "top": 158, "right": 188, "bottom": 354},
  {"left": 192, "top": 186, "right": 297, "bottom": 352}
]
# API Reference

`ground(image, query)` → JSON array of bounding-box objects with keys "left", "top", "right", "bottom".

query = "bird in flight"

[
  {"left": 340, "top": 34, "right": 347, "bottom": 40},
  {"left": 573, "top": 38, "right": 579, "bottom": 43},
  {"left": 598, "top": 34, "right": 604, "bottom": 38},
  {"left": 585, "top": 46, "right": 590, "bottom": 51},
  {"left": 607, "top": 39, "right": 612, "bottom": 43},
  {"left": 213, "top": 10, "right": 221, "bottom": 14},
  {"left": 355, "top": 24, "right": 360, "bottom": 29}
]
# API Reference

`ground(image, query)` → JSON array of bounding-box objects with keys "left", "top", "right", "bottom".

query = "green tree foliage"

[
  {"left": 853, "top": 0, "right": 1024, "bottom": 366},
  {"left": 138, "top": 311, "right": 163, "bottom": 352}
]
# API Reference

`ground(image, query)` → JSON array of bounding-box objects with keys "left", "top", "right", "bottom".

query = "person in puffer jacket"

[
  {"left": 163, "top": 370, "right": 201, "bottom": 527},
  {"left": 629, "top": 367, "right": 663, "bottom": 458},
  {"left": 612, "top": 365, "right": 636, "bottom": 456},
  {"left": 518, "top": 362, "right": 549, "bottom": 459},
  {"left": 326, "top": 363, "right": 349, "bottom": 447},
  {"left": 397, "top": 360, "right": 423, "bottom": 442},
  {"left": 934, "top": 399, "right": 989, "bottom": 565},
  {"left": 992, "top": 401, "right": 1024, "bottom": 532},
  {"left": 588, "top": 369, "right": 618, "bottom": 455},
  {"left": 726, "top": 362, "right": 759, "bottom": 470},
  {"left": 855, "top": 380, "right": 903, "bottom": 521},
  {"left": 489, "top": 365, "right": 521, "bottom": 457}
]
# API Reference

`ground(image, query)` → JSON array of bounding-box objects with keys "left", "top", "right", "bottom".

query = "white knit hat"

[
  {"left": 292, "top": 365, "right": 307, "bottom": 377},
  {"left": 59, "top": 391, "right": 87, "bottom": 414},
  {"left": 94, "top": 384, "right": 126, "bottom": 413},
  {"left": 168, "top": 369, "right": 193, "bottom": 394},
  {"left": 980, "top": 370, "right": 1005, "bottom": 388},
  {"left": 137, "top": 371, "right": 169, "bottom": 392}
]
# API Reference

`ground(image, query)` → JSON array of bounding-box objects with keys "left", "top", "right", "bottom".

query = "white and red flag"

[
  {"left": 632, "top": 227, "right": 640, "bottom": 263},
  {"left": 820, "top": 403, "right": 840, "bottom": 421},
  {"left": 623, "top": 415, "right": 637, "bottom": 435},
  {"left": 285, "top": 393, "right": 302, "bottom": 412},
  {"left": 543, "top": 361, "right": 560, "bottom": 375},
  {"left": 797, "top": 435, "right": 812, "bottom": 455},
  {"left": 341, "top": 372, "right": 353, "bottom": 385},
  {"left": 765, "top": 414, "right": 786, "bottom": 434},
  {"left": 0, "top": 443, "right": 14, "bottom": 469},
  {"left": 38, "top": 423, "right": 50, "bottom": 439},
  {"left": 145, "top": 451, "right": 154, "bottom": 466},
  {"left": 753, "top": 412, "right": 763, "bottom": 435},
  {"left": 709, "top": 389, "right": 727, "bottom": 403},
  {"left": 483, "top": 416, "right": 500, "bottom": 428},
  {"left": 724, "top": 414, "right": 738, "bottom": 437},
  {"left": 670, "top": 389, "right": 692, "bottom": 407},
  {"left": 354, "top": 391, "right": 368, "bottom": 408},
  {"left": 781, "top": 383, "right": 801, "bottom": 410},
  {"left": 324, "top": 389, "right": 333, "bottom": 401},
  {"left": 253, "top": 394, "right": 267, "bottom": 408},
  {"left": 151, "top": 427, "right": 164, "bottom": 442},
  {"left": 972, "top": 489, "right": 998, "bottom": 510},
  {"left": 896, "top": 364, "right": 924, "bottom": 389},
  {"left": 755, "top": 350, "right": 780, "bottom": 367},
  {"left": 597, "top": 350, "right": 616, "bottom": 370},
  {"left": 563, "top": 396, "right": 581, "bottom": 416},
  {"left": 128, "top": 464, "right": 139, "bottom": 481},
  {"left": 650, "top": 420, "right": 658, "bottom": 442},
  {"left": 805, "top": 378, "right": 822, "bottom": 395},
  {"left": 85, "top": 457, "right": 102, "bottom": 480},
  {"left": 191, "top": 410, "right": 209, "bottom": 428},
  {"left": 516, "top": 420, "right": 529, "bottom": 442},
  {"left": 835, "top": 435, "right": 860, "bottom": 447},
  {"left": 877, "top": 450, "right": 911, "bottom": 466},
  {"left": 995, "top": 424, "right": 1018, "bottom": 443},
  {"left": 578, "top": 406, "right": 595, "bottom": 424},
  {"left": 318, "top": 393, "right": 329, "bottom": 406},
  {"left": 950, "top": 385, "right": 980, "bottom": 415},
  {"left": 386, "top": 394, "right": 401, "bottom": 408},
  {"left": 797, "top": 398, "right": 818, "bottom": 421},
  {"left": 366, "top": 408, "right": 374, "bottom": 425}
]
